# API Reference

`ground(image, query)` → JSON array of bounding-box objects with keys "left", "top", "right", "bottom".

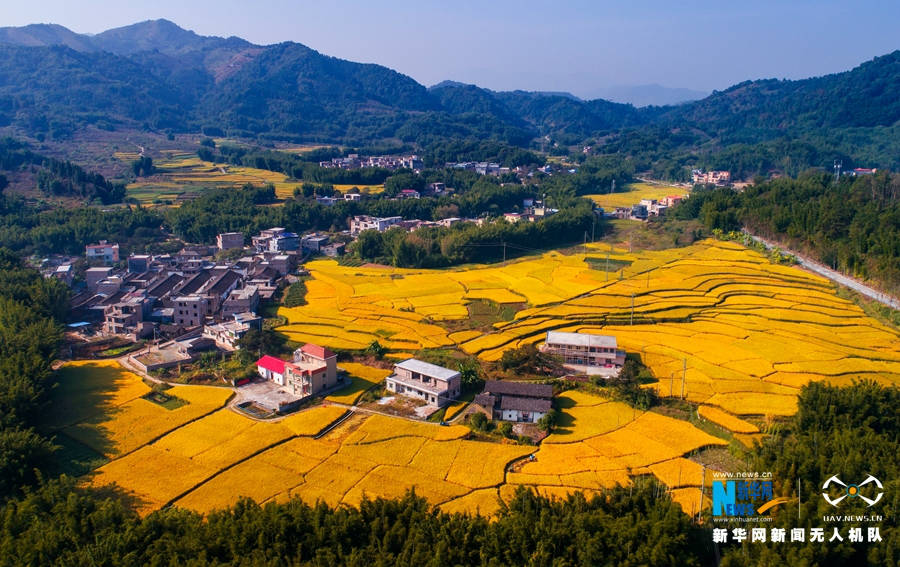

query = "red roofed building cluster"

[{"left": 255, "top": 343, "right": 340, "bottom": 398}]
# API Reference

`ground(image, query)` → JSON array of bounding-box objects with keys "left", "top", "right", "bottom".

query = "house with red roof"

[
  {"left": 256, "top": 343, "right": 341, "bottom": 397},
  {"left": 256, "top": 355, "right": 287, "bottom": 385},
  {"left": 285, "top": 343, "right": 340, "bottom": 397}
]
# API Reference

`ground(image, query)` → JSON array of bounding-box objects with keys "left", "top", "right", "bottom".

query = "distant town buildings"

[
  {"left": 252, "top": 228, "right": 300, "bottom": 253},
  {"left": 350, "top": 215, "right": 403, "bottom": 236},
  {"left": 85, "top": 240, "right": 120, "bottom": 264},
  {"left": 319, "top": 154, "right": 423, "bottom": 172},
  {"left": 692, "top": 169, "right": 731, "bottom": 186},
  {"left": 217, "top": 232, "right": 244, "bottom": 251}
]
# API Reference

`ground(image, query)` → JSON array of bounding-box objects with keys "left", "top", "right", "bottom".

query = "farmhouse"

[
  {"left": 256, "top": 355, "right": 286, "bottom": 385},
  {"left": 285, "top": 343, "right": 340, "bottom": 397},
  {"left": 385, "top": 359, "right": 460, "bottom": 407},
  {"left": 540, "top": 331, "right": 626, "bottom": 375},
  {"left": 255, "top": 343, "right": 340, "bottom": 397},
  {"left": 474, "top": 380, "right": 553, "bottom": 423}
]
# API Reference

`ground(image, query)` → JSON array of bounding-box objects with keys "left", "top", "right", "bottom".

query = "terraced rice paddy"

[
  {"left": 585, "top": 182, "right": 686, "bottom": 210},
  {"left": 73, "top": 360, "right": 728, "bottom": 516},
  {"left": 122, "top": 151, "right": 383, "bottom": 203},
  {"left": 52, "top": 360, "right": 233, "bottom": 458},
  {"left": 66, "top": 237, "right": 900, "bottom": 518},
  {"left": 279, "top": 239, "right": 900, "bottom": 419}
]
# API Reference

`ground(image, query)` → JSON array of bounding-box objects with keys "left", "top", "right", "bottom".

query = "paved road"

[{"left": 745, "top": 232, "right": 900, "bottom": 310}]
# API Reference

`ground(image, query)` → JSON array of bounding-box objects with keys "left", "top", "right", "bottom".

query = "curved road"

[{"left": 745, "top": 232, "right": 900, "bottom": 310}]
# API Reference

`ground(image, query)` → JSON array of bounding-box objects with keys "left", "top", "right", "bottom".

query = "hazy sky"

[{"left": 4, "top": 0, "right": 898, "bottom": 98}]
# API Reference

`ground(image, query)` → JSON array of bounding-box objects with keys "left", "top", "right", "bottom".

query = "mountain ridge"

[{"left": 0, "top": 19, "right": 897, "bottom": 169}]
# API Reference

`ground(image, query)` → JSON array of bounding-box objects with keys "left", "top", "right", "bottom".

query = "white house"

[
  {"left": 256, "top": 355, "right": 286, "bottom": 385},
  {"left": 385, "top": 359, "right": 461, "bottom": 407}
]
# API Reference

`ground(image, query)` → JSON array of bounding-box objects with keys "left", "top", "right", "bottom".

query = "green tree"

[{"left": 366, "top": 340, "right": 386, "bottom": 360}]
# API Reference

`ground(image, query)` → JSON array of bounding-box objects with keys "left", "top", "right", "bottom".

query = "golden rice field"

[
  {"left": 70, "top": 362, "right": 748, "bottom": 516},
  {"left": 88, "top": 404, "right": 348, "bottom": 514},
  {"left": 52, "top": 360, "right": 233, "bottom": 458},
  {"left": 278, "top": 239, "right": 900, "bottom": 421},
  {"left": 585, "top": 182, "right": 687, "bottom": 210},
  {"left": 125, "top": 151, "right": 383, "bottom": 203},
  {"left": 325, "top": 363, "right": 391, "bottom": 405}
]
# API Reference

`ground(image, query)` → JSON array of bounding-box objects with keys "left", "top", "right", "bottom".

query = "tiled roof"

[
  {"left": 499, "top": 395, "right": 552, "bottom": 413},
  {"left": 300, "top": 343, "right": 336, "bottom": 360},
  {"left": 482, "top": 380, "right": 552, "bottom": 399}
]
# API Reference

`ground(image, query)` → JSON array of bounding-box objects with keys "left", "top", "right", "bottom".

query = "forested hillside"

[
  {"left": 0, "top": 20, "right": 898, "bottom": 173},
  {"left": 671, "top": 171, "right": 900, "bottom": 293}
]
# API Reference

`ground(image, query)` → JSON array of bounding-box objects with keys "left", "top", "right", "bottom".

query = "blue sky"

[{"left": 4, "top": 0, "right": 898, "bottom": 97}]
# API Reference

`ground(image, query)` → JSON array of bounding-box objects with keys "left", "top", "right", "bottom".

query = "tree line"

[
  {"left": 0, "top": 250, "right": 68, "bottom": 499},
  {"left": 669, "top": 170, "right": 900, "bottom": 293}
]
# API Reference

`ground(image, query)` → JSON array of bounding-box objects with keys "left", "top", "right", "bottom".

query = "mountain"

[
  {"left": 0, "top": 19, "right": 897, "bottom": 170},
  {"left": 0, "top": 23, "right": 97, "bottom": 52},
  {"left": 664, "top": 51, "right": 900, "bottom": 136},
  {"left": 591, "top": 84, "right": 709, "bottom": 107}
]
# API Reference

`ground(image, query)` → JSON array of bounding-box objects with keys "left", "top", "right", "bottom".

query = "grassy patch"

[
  {"left": 584, "top": 256, "right": 633, "bottom": 272},
  {"left": 282, "top": 279, "right": 309, "bottom": 308},
  {"left": 142, "top": 390, "right": 189, "bottom": 410},
  {"left": 98, "top": 344, "right": 140, "bottom": 357}
]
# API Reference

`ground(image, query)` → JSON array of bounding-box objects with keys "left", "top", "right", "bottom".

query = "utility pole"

[
  {"left": 605, "top": 252, "right": 609, "bottom": 282},
  {"left": 698, "top": 465, "right": 706, "bottom": 523},
  {"left": 630, "top": 293, "right": 635, "bottom": 325},
  {"left": 583, "top": 231, "right": 587, "bottom": 257},
  {"left": 681, "top": 358, "right": 687, "bottom": 399},
  {"left": 502, "top": 241, "right": 506, "bottom": 263}
]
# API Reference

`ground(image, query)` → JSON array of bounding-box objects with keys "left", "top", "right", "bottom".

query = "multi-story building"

[
  {"left": 255, "top": 343, "right": 339, "bottom": 398},
  {"left": 252, "top": 228, "right": 300, "bottom": 253},
  {"left": 127, "top": 255, "right": 151, "bottom": 273},
  {"left": 173, "top": 295, "right": 210, "bottom": 327},
  {"left": 540, "top": 331, "right": 626, "bottom": 374},
  {"left": 85, "top": 241, "right": 120, "bottom": 265},
  {"left": 53, "top": 264, "right": 74, "bottom": 286},
  {"left": 103, "top": 291, "right": 152, "bottom": 338},
  {"left": 692, "top": 169, "right": 731, "bottom": 186},
  {"left": 284, "top": 344, "right": 340, "bottom": 397},
  {"left": 202, "top": 312, "right": 261, "bottom": 350},
  {"left": 217, "top": 232, "right": 245, "bottom": 251},
  {"left": 385, "top": 359, "right": 461, "bottom": 407},
  {"left": 301, "top": 233, "right": 330, "bottom": 253},
  {"left": 350, "top": 215, "right": 403, "bottom": 236},
  {"left": 85, "top": 267, "right": 114, "bottom": 292},
  {"left": 222, "top": 285, "right": 259, "bottom": 319}
]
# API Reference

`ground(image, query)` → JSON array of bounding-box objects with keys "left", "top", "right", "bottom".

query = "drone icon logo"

[{"left": 822, "top": 475, "right": 883, "bottom": 507}]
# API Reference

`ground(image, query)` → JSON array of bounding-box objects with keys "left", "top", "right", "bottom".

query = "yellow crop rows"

[
  {"left": 697, "top": 405, "right": 759, "bottom": 433},
  {"left": 586, "top": 182, "right": 686, "bottom": 210},
  {"left": 275, "top": 239, "right": 899, "bottom": 421},
  {"left": 54, "top": 361, "right": 232, "bottom": 457}
]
